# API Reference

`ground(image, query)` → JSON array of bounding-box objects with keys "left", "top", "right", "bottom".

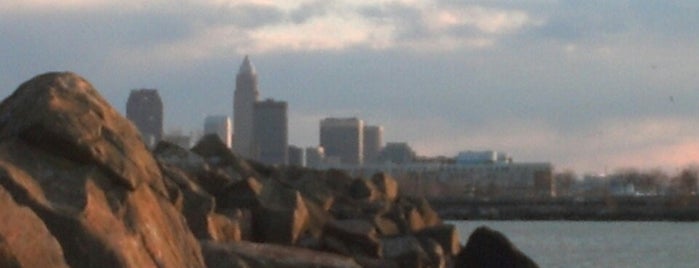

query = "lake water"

[{"left": 451, "top": 221, "right": 699, "bottom": 268}]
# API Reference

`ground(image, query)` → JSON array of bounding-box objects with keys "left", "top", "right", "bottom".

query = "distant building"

[
  {"left": 253, "top": 99, "right": 288, "bottom": 165},
  {"left": 305, "top": 146, "right": 325, "bottom": 168},
  {"left": 320, "top": 117, "right": 364, "bottom": 166},
  {"left": 233, "top": 55, "right": 259, "bottom": 158},
  {"left": 363, "top": 125, "right": 383, "bottom": 164},
  {"left": 455, "top": 151, "right": 513, "bottom": 165},
  {"left": 204, "top": 115, "right": 232, "bottom": 148},
  {"left": 380, "top": 142, "right": 416, "bottom": 164},
  {"left": 126, "top": 89, "right": 163, "bottom": 147},
  {"left": 288, "top": 145, "right": 305, "bottom": 167}
]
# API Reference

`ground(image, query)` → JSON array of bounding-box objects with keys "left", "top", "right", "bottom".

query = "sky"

[{"left": 1, "top": 0, "right": 698, "bottom": 174}]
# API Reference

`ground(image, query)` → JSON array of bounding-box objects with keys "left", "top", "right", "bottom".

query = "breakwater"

[{"left": 430, "top": 196, "right": 699, "bottom": 221}]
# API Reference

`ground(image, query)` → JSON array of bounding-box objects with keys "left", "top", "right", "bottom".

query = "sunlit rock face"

[{"left": 0, "top": 72, "right": 205, "bottom": 268}]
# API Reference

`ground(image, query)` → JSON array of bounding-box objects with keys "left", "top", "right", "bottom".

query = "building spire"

[{"left": 238, "top": 55, "right": 256, "bottom": 75}]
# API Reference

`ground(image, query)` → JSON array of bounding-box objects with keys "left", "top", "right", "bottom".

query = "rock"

[
  {"left": 373, "top": 216, "right": 401, "bottom": 237},
  {"left": 409, "top": 197, "right": 442, "bottom": 227},
  {"left": 0, "top": 73, "right": 205, "bottom": 268},
  {"left": 381, "top": 235, "right": 431, "bottom": 268},
  {"left": 406, "top": 208, "right": 427, "bottom": 232},
  {"left": 419, "top": 237, "right": 448, "bottom": 268},
  {"left": 371, "top": 173, "right": 399, "bottom": 202},
  {"left": 455, "top": 226, "right": 538, "bottom": 268},
  {"left": 416, "top": 224, "right": 462, "bottom": 256},
  {"left": 348, "top": 178, "right": 379, "bottom": 201},
  {"left": 0, "top": 186, "right": 69, "bottom": 268},
  {"left": 191, "top": 134, "right": 257, "bottom": 180},
  {"left": 322, "top": 219, "right": 382, "bottom": 258},
  {"left": 208, "top": 213, "right": 243, "bottom": 242},
  {"left": 290, "top": 172, "right": 336, "bottom": 210},
  {"left": 217, "top": 177, "right": 263, "bottom": 209},
  {"left": 153, "top": 141, "right": 207, "bottom": 173},
  {"left": 253, "top": 179, "right": 309, "bottom": 245},
  {"left": 161, "top": 164, "right": 216, "bottom": 239},
  {"left": 201, "top": 240, "right": 361, "bottom": 268}
]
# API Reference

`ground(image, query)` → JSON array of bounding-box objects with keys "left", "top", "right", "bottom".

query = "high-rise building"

[
  {"left": 319, "top": 117, "right": 364, "bottom": 166},
  {"left": 305, "top": 146, "right": 325, "bottom": 168},
  {"left": 233, "top": 55, "right": 259, "bottom": 158},
  {"left": 379, "top": 142, "right": 416, "bottom": 164},
  {"left": 126, "top": 89, "right": 163, "bottom": 147},
  {"left": 288, "top": 145, "right": 305, "bottom": 167},
  {"left": 363, "top": 125, "right": 383, "bottom": 164},
  {"left": 253, "top": 99, "right": 288, "bottom": 165},
  {"left": 204, "top": 115, "right": 232, "bottom": 148}
]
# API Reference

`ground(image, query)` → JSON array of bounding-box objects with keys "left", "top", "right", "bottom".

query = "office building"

[
  {"left": 363, "top": 125, "right": 383, "bottom": 164},
  {"left": 204, "top": 115, "right": 232, "bottom": 148},
  {"left": 253, "top": 99, "right": 288, "bottom": 165},
  {"left": 126, "top": 89, "right": 163, "bottom": 147},
  {"left": 233, "top": 55, "right": 259, "bottom": 158},
  {"left": 288, "top": 145, "right": 305, "bottom": 167},
  {"left": 305, "top": 146, "right": 325, "bottom": 168},
  {"left": 320, "top": 117, "right": 364, "bottom": 165},
  {"left": 380, "top": 142, "right": 416, "bottom": 164}
]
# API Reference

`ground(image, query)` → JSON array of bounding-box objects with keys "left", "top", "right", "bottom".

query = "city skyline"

[{"left": 2, "top": 1, "right": 699, "bottom": 174}]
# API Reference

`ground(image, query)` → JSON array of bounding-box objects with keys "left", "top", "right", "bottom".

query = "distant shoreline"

[{"left": 429, "top": 196, "right": 699, "bottom": 221}]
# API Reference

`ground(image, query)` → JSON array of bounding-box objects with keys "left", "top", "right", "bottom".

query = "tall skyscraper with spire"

[{"left": 233, "top": 56, "right": 259, "bottom": 158}]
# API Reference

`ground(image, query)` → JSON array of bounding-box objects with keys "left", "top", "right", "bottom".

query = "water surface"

[{"left": 451, "top": 221, "right": 699, "bottom": 268}]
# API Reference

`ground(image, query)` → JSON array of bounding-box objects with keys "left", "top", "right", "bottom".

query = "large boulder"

[
  {"left": 455, "top": 226, "right": 538, "bottom": 268},
  {"left": 371, "top": 173, "right": 399, "bottom": 202},
  {"left": 0, "top": 72, "right": 205, "bottom": 267},
  {"left": 381, "top": 235, "right": 431, "bottom": 268},
  {"left": 0, "top": 186, "right": 69, "bottom": 268},
  {"left": 253, "top": 179, "right": 309, "bottom": 245},
  {"left": 416, "top": 224, "right": 462, "bottom": 257},
  {"left": 202, "top": 240, "right": 361, "bottom": 268},
  {"left": 322, "top": 219, "right": 382, "bottom": 258}
]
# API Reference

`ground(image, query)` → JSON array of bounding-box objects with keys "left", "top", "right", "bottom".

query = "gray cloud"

[{"left": 289, "top": 0, "right": 336, "bottom": 24}]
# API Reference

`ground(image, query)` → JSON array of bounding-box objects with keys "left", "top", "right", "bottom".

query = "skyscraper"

[
  {"left": 204, "top": 115, "right": 232, "bottom": 148},
  {"left": 320, "top": 117, "right": 364, "bottom": 166},
  {"left": 288, "top": 145, "right": 305, "bottom": 167},
  {"left": 233, "top": 55, "right": 259, "bottom": 158},
  {"left": 253, "top": 99, "right": 288, "bottom": 165},
  {"left": 126, "top": 89, "right": 163, "bottom": 147},
  {"left": 363, "top": 125, "right": 383, "bottom": 164}
]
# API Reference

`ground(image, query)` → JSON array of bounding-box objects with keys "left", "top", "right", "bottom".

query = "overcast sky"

[{"left": 1, "top": 0, "right": 698, "bottom": 174}]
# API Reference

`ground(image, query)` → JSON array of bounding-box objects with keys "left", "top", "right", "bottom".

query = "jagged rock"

[
  {"left": 161, "top": 164, "right": 216, "bottom": 238},
  {"left": 253, "top": 179, "right": 309, "bottom": 245},
  {"left": 406, "top": 207, "right": 427, "bottom": 232},
  {"left": 371, "top": 173, "right": 399, "bottom": 202},
  {"left": 208, "top": 213, "right": 242, "bottom": 242},
  {"left": 302, "top": 196, "right": 332, "bottom": 238},
  {"left": 217, "top": 177, "right": 263, "bottom": 209},
  {"left": 455, "top": 226, "right": 538, "bottom": 268},
  {"left": 409, "top": 197, "right": 442, "bottom": 228},
  {"left": 290, "top": 172, "right": 336, "bottom": 210},
  {"left": 349, "top": 178, "right": 379, "bottom": 201},
  {"left": 0, "top": 186, "right": 69, "bottom": 268},
  {"left": 154, "top": 141, "right": 207, "bottom": 173},
  {"left": 202, "top": 240, "right": 361, "bottom": 268},
  {"left": 416, "top": 224, "right": 462, "bottom": 256},
  {"left": 418, "top": 237, "right": 448, "bottom": 268},
  {"left": 373, "top": 216, "right": 401, "bottom": 236},
  {"left": 322, "top": 219, "right": 382, "bottom": 258},
  {"left": 191, "top": 134, "right": 257, "bottom": 180},
  {"left": 0, "top": 72, "right": 205, "bottom": 268},
  {"left": 381, "top": 235, "right": 432, "bottom": 268}
]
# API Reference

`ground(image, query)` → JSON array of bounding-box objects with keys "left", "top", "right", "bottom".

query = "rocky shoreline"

[{"left": 0, "top": 72, "right": 538, "bottom": 267}]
